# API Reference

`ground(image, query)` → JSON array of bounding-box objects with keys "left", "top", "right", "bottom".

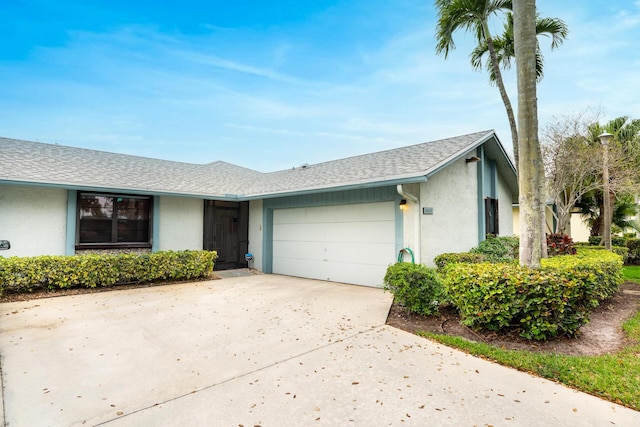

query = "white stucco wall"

[
  {"left": 570, "top": 213, "right": 591, "bottom": 242},
  {"left": 248, "top": 199, "right": 263, "bottom": 271},
  {"left": 419, "top": 158, "right": 479, "bottom": 266},
  {"left": 157, "top": 196, "right": 203, "bottom": 251},
  {"left": 399, "top": 182, "right": 420, "bottom": 261},
  {"left": 497, "top": 171, "right": 514, "bottom": 237},
  {"left": 0, "top": 184, "right": 67, "bottom": 257}
]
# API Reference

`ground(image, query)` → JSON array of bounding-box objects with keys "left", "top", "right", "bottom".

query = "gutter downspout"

[{"left": 397, "top": 184, "right": 421, "bottom": 264}]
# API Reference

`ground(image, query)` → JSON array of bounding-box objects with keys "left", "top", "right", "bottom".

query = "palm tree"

[
  {"left": 576, "top": 192, "right": 640, "bottom": 236},
  {"left": 578, "top": 116, "right": 640, "bottom": 237},
  {"left": 513, "top": 0, "right": 546, "bottom": 267},
  {"left": 435, "top": 0, "right": 568, "bottom": 168},
  {"left": 435, "top": 0, "right": 518, "bottom": 163},
  {"left": 470, "top": 12, "right": 568, "bottom": 83}
]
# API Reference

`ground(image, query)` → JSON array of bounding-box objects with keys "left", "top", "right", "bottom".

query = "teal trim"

[
  {"left": 249, "top": 176, "right": 428, "bottom": 201},
  {"left": 262, "top": 186, "right": 398, "bottom": 210},
  {"left": 477, "top": 146, "right": 486, "bottom": 243},
  {"left": 490, "top": 160, "right": 497, "bottom": 198},
  {"left": 262, "top": 186, "right": 399, "bottom": 273},
  {"left": 65, "top": 190, "right": 77, "bottom": 255},
  {"left": 262, "top": 208, "right": 274, "bottom": 273},
  {"left": 152, "top": 197, "right": 160, "bottom": 252}
]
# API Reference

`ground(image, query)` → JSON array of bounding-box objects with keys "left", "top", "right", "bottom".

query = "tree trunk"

[
  {"left": 514, "top": 0, "right": 546, "bottom": 268},
  {"left": 591, "top": 191, "right": 604, "bottom": 237},
  {"left": 482, "top": 21, "right": 519, "bottom": 168},
  {"left": 556, "top": 209, "right": 569, "bottom": 235}
]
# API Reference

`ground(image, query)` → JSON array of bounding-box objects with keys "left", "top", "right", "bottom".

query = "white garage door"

[{"left": 272, "top": 202, "right": 396, "bottom": 287}]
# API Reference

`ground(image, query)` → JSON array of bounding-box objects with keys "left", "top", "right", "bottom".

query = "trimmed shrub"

[
  {"left": 577, "top": 245, "right": 629, "bottom": 264},
  {"left": 383, "top": 263, "right": 444, "bottom": 316},
  {"left": 442, "top": 250, "right": 623, "bottom": 340},
  {"left": 546, "top": 233, "right": 576, "bottom": 256},
  {"left": 626, "top": 238, "right": 640, "bottom": 264},
  {"left": 470, "top": 235, "right": 519, "bottom": 262},
  {"left": 613, "top": 236, "right": 628, "bottom": 247},
  {"left": 589, "top": 236, "right": 603, "bottom": 246},
  {"left": 543, "top": 249, "right": 622, "bottom": 301},
  {"left": 433, "top": 252, "right": 486, "bottom": 272},
  {"left": 0, "top": 250, "right": 217, "bottom": 297},
  {"left": 588, "top": 235, "right": 627, "bottom": 247}
]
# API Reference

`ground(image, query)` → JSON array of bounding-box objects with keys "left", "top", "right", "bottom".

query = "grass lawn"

[
  {"left": 623, "top": 265, "right": 640, "bottom": 284},
  {"left": 422, "top": 266, "right": 640, "bottom": 411}
]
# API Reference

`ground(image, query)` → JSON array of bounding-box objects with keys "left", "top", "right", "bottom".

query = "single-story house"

[{"left": 0, "top": 130, "right": 518, "bottom": 287}]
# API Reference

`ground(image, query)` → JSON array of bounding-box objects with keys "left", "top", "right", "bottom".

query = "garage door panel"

[
  {"left": 272, "top": 240, "right": 326, "bottom": 260},
  {"left": 274, "top": 203, "right": 394, "bottom": 225},
  {"left": 324, "top": 221, "right": 395, "bottom": 243},
  {"left": 272, "top": 257, "right": 327, "bottom": 281},
  {"left": 272, "top": 223, "right": 327, "bottom": 242},
  {"left": 324, "top": 242, "right": 395, "bottom": 265},
  {"left": 321, "top": 204, "right": 394, "bottom": 222},
  {"left": 272, "top": 202, "right": 396, "bottom": 287}
]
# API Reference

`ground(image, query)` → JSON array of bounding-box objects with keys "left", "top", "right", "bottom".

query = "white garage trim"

[{"left": 272, "top": 202, "right": 396, "bottom": 287}]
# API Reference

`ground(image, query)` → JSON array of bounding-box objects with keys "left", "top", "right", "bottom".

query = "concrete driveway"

[{"left": 1, "top": 275, "right": 638, "bottom": 426}]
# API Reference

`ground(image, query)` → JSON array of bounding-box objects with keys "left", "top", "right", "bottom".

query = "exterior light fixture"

[
  {"left": 466, "top": 156, "right": 481, "bottom": 163},
  {"left": 399, "top": 199, "right": 407, "bottom": 210},
  {"left": 598, "top": 132, "right": 613, "bottom": 251}
]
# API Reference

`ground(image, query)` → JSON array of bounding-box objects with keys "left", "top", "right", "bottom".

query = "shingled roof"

[{"left": 0, "top": 130, "right": 516, "bottom": 199}]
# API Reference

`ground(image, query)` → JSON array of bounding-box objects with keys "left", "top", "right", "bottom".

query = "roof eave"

[
  {"left": 0, "top": 179, "right": 243, "bottom": 201},
  {"left": 242, "top": 175, "right": 429, "bottom": 201}
]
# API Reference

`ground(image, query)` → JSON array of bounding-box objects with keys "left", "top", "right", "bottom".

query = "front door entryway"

[{"left": 203, "top": 200, "right": 249, "bottom": 270}]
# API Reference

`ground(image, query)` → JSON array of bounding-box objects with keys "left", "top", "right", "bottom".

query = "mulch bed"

[{"left": 386, "top": 282, "right": 640, "bottom": 356}]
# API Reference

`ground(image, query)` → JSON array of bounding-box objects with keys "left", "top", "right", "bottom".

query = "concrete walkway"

[{"left": 1, "top": 275, "right": 638, "bottom": 426}]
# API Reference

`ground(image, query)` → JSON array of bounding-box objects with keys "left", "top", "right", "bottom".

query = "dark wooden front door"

[{"left": 203, "top": 200, "right": 249, "bottom": 270}]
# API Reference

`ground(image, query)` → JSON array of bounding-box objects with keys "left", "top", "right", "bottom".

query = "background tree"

[
  {"left": 542, "top": 111, "right": 640, "bottom": 238},
  {"left": 542, "top": 109, "right": 603, "bottom": 234},
  {"left": 576, "top": 192, "right": 640, "bottom": 236},
  {"left": 577, "top": 116, "right": 640, "bottom": 237},
  {"left": 514, "top": 0, "right": 546, "bottom": 267}
]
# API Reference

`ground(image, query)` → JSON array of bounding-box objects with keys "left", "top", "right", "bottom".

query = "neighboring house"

[
  {"left": 0, "top": 130, "right": 518, "bottom": 287},
  {"left": 512, "top": 204, "right": 558, "bottom": 238}
]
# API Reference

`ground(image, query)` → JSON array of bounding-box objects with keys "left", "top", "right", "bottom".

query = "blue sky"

[{"left": 1, "top": 1, "right": 639, "bottom": 171}]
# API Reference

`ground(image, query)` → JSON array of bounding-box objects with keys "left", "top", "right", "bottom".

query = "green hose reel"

[{"left": 397, "top": 247, "right": 415, "bottom": 264}]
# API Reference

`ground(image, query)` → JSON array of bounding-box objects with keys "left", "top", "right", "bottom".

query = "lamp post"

[{"left": 599, "top": 132, "right": 613, "bottom": 251}]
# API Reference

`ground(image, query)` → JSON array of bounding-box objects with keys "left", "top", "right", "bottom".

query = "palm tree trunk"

[
  {"left": 482, "top": 21, "right": 519, "bottom": 167},
  {"left": 593, "top": 191, "right": 603, "bottom": 237},
  {"left": 514, "top": 0, "right": 546, "bottom": 268}
]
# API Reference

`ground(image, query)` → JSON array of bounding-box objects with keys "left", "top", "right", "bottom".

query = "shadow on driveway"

[{"left": 1, "top": 275, "right": 638, "bottom": 426}]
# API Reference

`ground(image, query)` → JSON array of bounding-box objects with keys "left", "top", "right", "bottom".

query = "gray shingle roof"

[{"left": 0, "top": 131, "right": 514, "bottom": 199}]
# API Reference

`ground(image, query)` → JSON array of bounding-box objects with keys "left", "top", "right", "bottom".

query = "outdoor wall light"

[
  {"left": 466, "top": 156, "right": 481, "bottom": 163},
  {"left": 399, "top": 199, "right": 408, "bottom": 210}
]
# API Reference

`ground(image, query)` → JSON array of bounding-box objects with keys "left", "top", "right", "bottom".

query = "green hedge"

[
  {"left": 442, "top": 250, "right": 623, "bottom": 340},
  {"left": 627, "top": 238, "right": 640, "bottom": 263},
  {"left": 0, "top": 250, "right": 218, "bottom": 296},
  {"left": 383, "top": 263, "right": 444, "bottom": 315},
  {"left": 577, "top": 245, "right": 628, "bottom": 263},
  {"left": 470, "top": 235, "right": 519, "bottom": 262},
  {"left": 433, "top": 252, "right": 487, "bottom": 272}
]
